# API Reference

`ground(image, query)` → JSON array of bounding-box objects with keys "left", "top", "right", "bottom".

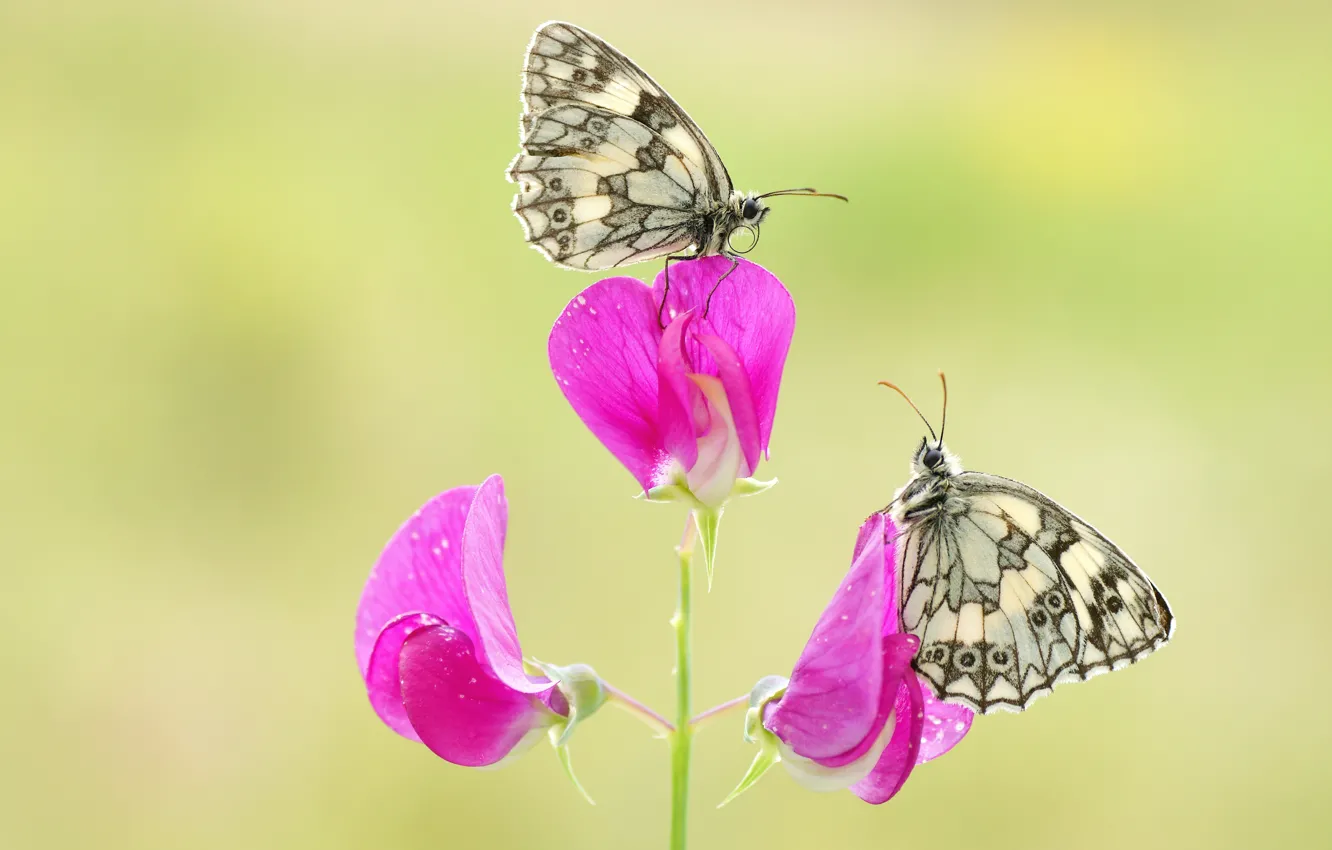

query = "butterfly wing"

[
  {"left": 517, "top": 22, "right": 732, "bottom": 193},
  {"left": 897, "top": 472, "right": 1173, "bottom": 714},
  {"left": 508, "top": 21, "right": 732, "bottom": 269},
  {"left": 509, "top": 108, "right": 702, "bottom": 269}
]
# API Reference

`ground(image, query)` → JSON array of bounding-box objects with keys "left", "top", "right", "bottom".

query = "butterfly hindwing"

[
  {"left": 898, "top": 472, "right": 1173, "bottom": 714},
  {"left": 900, "top": 503, "right": 1081, "bottom": 712},
  {"left": 510, "top": 151, "right": 695, "bottom": 269},
  {"left": 963, "top": 473, "right": 1175, "bottom": 673},
  {"left": 509, "top": 21, "right": 732, "bottom": 269},
  {"left": 510, "top": 103, "right": 708, "bottom": 269}
]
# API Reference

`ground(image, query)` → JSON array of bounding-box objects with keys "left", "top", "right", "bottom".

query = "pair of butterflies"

[{"left": 507, "top": 21, "right": 1174, "bottom": 715}]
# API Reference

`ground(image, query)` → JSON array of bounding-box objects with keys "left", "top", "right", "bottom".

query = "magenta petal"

[
  {"left": 548, "top": 277, "right": 665, "bottom": 490},
  {"left": 355, "top": 486, "right": 478, "bottom": 677},
  {"left": 652, "top": 257, "right": 794, "bottom": 455},
  {"left": 400, "top": 624, "right": 549, "bottom": 767},
  {"left": 765, "top": 514, "right": 889, "bottom": 760},
  {"left": 363, "top": 612, "right": 445, "bottom": 741},
  {"left": 657, "top": 311, "right": 701, "bottom": 471},
  {"left": 696, "top": 329, "right": 760, "bottom": 476},
  {"left": 461, "top": 476, "right": 549, "bottom": 694},
  {"left": 850, "top": 669, "right": 926, "bottom": 804},
  {"left": 849, "top": 512, "right": 881, "bottom": 569},
  {"left": 849, "top": 512, "right": 903, "bottom": 637},
  {"left": 849, "top": 512, "right": 972, "bottom": 764},
  {"left": 918, "top": 686, "right": 974, "bottom": 763}
]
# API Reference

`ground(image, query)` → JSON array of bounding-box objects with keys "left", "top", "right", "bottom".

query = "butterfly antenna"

[
  {"left": 937, "top": 371, "right": 948, "bottom": 446},
  {"left": 878, "top": 380, "right": 937, "bottom": 442},
  {"left": 757, "top": 187, "right": 850, "bottom": 202}
]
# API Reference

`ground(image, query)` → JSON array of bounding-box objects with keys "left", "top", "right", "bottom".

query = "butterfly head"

[
  {"left": 912, "top": 437, "right": 961, "bottom": 478},
  {"left": 733, "top": 192, "right": 770, "bottom": 226},
  {"left": 721, "top": 187, "right": 849, "bottom": 253},
  {"left": 880, "top": 373, "right": 962, "bottom": 513},
  {"left": 722, "top": 192, "right": 770, "bottom": 252},
  {"left": 890, "top": 437, "right": 961, "bottom": 522}
]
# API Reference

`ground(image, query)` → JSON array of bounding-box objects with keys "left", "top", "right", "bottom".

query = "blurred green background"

[{"left": 3, "top": 1, "right": 1330, "bottom": 848}]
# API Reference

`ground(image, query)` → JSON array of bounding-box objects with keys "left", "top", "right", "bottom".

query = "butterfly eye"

[
  {"left": 922, "top": 447, "right": 943, "bottom": 469},
  {"left": 741, "top": 198, "right": 762, "bottom": 221}
]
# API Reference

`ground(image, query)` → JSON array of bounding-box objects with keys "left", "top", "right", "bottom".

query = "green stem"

[{"left": 669, "top": 537, "right": 694, "bottom": 850}]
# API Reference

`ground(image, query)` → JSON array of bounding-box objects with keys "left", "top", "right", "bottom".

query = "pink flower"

[
  {"left": 548, "top": 257, "right": 795, "bottom": 510},
  {"left": 729, "top": 513, "right": 973, "bottom": 805},
  {"left": 355, "top": 475, "right": 582, "bottom": 768}
]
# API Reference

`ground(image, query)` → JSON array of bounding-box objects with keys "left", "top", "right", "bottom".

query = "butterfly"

[
  {"left": 878, "top": 374, "right": 1174, "bottom": 715},
  {"left": 507, "top": 21, "right": 845, "bottom": 320}
]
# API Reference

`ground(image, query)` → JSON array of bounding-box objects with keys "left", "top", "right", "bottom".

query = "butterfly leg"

[
  {"left": 702, "top": 257, "right": 741, "bottom": 320},
  {"left": 657, "top": 254, "right": 692, "bottom": 329}
]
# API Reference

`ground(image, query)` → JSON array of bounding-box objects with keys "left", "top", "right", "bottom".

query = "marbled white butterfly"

[
  {"left": 507, "top": 21, "right": 845, "bottom": 320},
  {"left": 880, "top": 374, "right": 1175, "bottom": 714}
]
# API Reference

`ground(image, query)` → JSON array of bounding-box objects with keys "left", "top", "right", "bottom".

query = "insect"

[
  {"left": 879, "top": 374, "right": 1174, "bottom": 714},
  {"left": 507, "top": 21, "right": 846, "bottom": 323}
]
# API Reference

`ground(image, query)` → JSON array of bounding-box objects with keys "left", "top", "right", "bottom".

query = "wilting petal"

[
  {"left": 460, "top": 475, "right": 550, "bottom": 694},
  {"left": 548, "top": 277, "right": 664, "bottom": 490},
  {"left": 918, "top": 689, "right": 973, "bottom": 763},
  {"left": 850, "top": 670, "right": 926, "bottom": 804},
  {"left": 652, "top": 257, "right": 794, "bottom": 457},
  {"left": 400, "top": 625, "right": 553, "bottom": 767},
  {"left": 765, "top": 515, "right": 890, "bottom": 760},
  {"left": 355, "top": 486, "right": 478, "bottom": 677}
]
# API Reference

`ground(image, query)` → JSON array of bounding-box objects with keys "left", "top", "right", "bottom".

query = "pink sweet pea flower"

[
  {"left": 727, "top": 513, "right": 973, "bottom": 805},
  {"left": 548, "top": 256, "right": 794, "bottom": 510},
  {"left": 355, "top": 475, "right": 584, "bottom": 768}
]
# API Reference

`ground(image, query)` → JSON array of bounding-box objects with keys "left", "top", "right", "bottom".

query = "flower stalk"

[
  {"left": 604, "top": 683, "right": 674, "bottom": 737},
  {"left": 689, "top": 695, "right": 748, "bottom": 732},
  {"left": 669, "top": 518, "right": 696, "bottom": 850}
]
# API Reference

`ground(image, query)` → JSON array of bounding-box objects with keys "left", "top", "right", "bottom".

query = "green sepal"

[
  {"left": 635, "top": 483, "right": 691, "bottom": 503},
  {"left": 549, "top": 726, "right": 596, "bottom": 806},
  {"left": 730, "top": 476, "right": 778, "bottom": 498},
  {"left": 717, "top": 733, "right": 781, "bottom": 808},
  {"left": 635, "top": 476, "right": 774, "bottom": 515},
  {"left": 743, "top": 675, "right": 789, "bottom": 743},
  {"left": 693, "top": 507, "right": 723, "bottom": 592},
  {"left": 529, "top": 661, "right": 605, "bottom": 805},
  {"left": 717, "top": 674, "right": 790, "bottom": 807},
  {"left": 529, "top": 661, "right": 607, "bottom": 748}
]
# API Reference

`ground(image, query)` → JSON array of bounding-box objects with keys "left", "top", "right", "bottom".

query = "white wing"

[
  {"left": 898, "top": 472, "right": 1174, "bottom": 714},
  {"left": 507, "top": 21, "right": 732, "bottom": 270}
]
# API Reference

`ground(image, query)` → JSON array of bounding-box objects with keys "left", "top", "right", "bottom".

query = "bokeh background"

[{"left": 3, "top": 1, "right": 1330, "bottom": 848}]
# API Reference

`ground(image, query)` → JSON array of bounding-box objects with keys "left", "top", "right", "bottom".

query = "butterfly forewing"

[
  {"left": 898, "top": 472, "right": 1173, "bottom": 714},
  {"left": 508, "top": 21, "right": 732, "bottom": 270}
]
